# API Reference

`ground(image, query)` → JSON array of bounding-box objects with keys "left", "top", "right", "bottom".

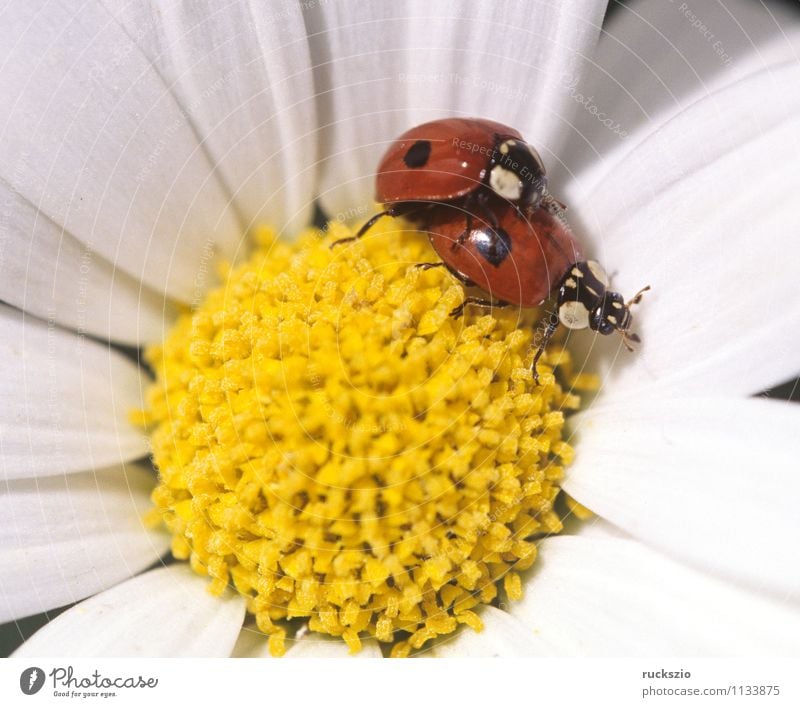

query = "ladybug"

[
  {"left": 332, "top": 118, "right": 648, "bottom": 382},
  {"left": 420, "top": 194, "right": 649, "bottom": 376},
  {"left": 375, "top": 117, "right": 548, "bottom": 211},
  {"left": 333, "top": 117, "right": 554, "bottom": 243}
]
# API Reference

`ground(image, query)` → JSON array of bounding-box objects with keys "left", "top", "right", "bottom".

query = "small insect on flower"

[{"left": 332, "top": 117, "right": 650, "bottom": 381}]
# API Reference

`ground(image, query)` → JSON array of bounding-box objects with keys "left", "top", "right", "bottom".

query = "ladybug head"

[
  {"left": 556, "top": 261, "right": 649, "bottom": 351},
  {"left": 591, "top": 286, "right": 650, "bottom": 350},
  {"left": 591, "top": 290, "right": 631, "bottom": 335}
]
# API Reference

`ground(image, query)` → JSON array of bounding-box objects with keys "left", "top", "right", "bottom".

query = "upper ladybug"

[{"left": 375, "top": 117, "right": 548, "bottom": 210}]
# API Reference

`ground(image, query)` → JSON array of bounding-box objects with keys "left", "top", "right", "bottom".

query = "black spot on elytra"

[
  {"left": 473, "top": 227, "right": 512, "bottom": 267},
  {"left": 403, "top": 140, "right": 431, "bottom": 168}
]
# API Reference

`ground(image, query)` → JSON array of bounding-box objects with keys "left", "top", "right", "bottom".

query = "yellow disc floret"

[{"left": 143, "top": 218, "right": 582, "bottom": 656}]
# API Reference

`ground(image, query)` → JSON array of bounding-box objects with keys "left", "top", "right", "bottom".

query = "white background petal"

[
  {"left": 564, "top": 513, "right": 632, "bottom": 540},
  {"left": 285, "top": 631, "right": 382, "bottom": 658},
  {"left": 230, "top": 625, "right": 274, "bottom": 658},
  {"left": 429, "top": 605, "right": 547, "bottom": 657},
  {"left": 107, "top": 0, "right": 319, "bottom": 238},
  {"left": 0, "top": 1, "right": 242, "bottom": 319},
  {"left": 306, "top": 0, "right": 608, "bottom": 218},
  {"left": 564, "top": 396, "right": 800, "bottom": 597},
  {"left": 0, "top": 306, "right": 149, "bottom": 480},
  {"left": 563, "top": 61, "right": 800, "bottom": 396},
  {"left": 12, "top": 565, "right": 245, "bottom": 657},
  {"left": 0, "top": 464, "right": 169, "bottom": 623},
  {"left": 0, "top": 182, "right": 176, "bottom": 345},
  {"left": 552, "top": 0, "right": 800, "bottom": 191},
  {"left": 508, "top": 536, "right": 800, "bottom": 656},
  {"left": 232, "top": 626, "right": 384, "bottom": 658}
]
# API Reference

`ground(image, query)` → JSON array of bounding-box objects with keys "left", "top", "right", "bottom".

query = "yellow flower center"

[{"left": 141, "top": 218, "right": 591, "bottom": 657}]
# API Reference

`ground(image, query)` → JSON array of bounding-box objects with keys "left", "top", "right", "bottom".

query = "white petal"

[
  {"left": 564, "top": 513, "right": 632, "bottom": 541},
  {"left": 564, "top": 61, "right": 800, "bottom": 396},
  {"left": 12, "top": 564, "right": 245, "bottom": 657},
  {"left": 230, "top": 625, "right": 274, "bottom": 659},
  {"left": 564, "top": 396, "right": 800, "bottom": 597},
  {"left": 0, "top": 464, "right": 169, "bottom": 623},
  {"left": 0, "top": 306, "right": 149, "bottom": 480},
  {"left": 306, "top": 0, "right": 608, "bottom": 218},
  {"left": 429, "top": 606, "right": 547, "bottom": 657},
  {"left": 0, "top": 2, "right": 241, "bottom": 309},
  {"left": 509, "top": 536, "right": 800, "bottom": 656},
  {"left": 0, "top": 182, "right": 176, "bottom": 345},
  {"left": 553, "top": 0, "right": 800, "bottom": 190},
  {"left": 106, "top": 1, "right": 318, "bottom": 237},
  {"left": 286, "top": 631, "right": 382, "bottom": 658},
  {"left": 232, "top": 625, "right": 384, "bottom": 658}
]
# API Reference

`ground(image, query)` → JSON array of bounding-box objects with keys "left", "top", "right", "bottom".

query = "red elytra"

[
  {"left": 422, "top": 195, "right": 583, "bottom": 307},
  {"left": 375, "top": 117, "right": 523, "bottom": 204}
]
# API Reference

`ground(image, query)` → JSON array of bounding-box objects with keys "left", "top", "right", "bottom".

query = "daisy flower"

[{"left": 2, "top": 0, "right": 800, "bottom": 658}]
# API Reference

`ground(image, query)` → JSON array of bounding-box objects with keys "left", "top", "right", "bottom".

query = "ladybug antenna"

[
  {"left": 626, "top": 284, "right": 651, "bottom": 308},
  {"left": 619, "top": 284, "right": 650, "bottom": 352},
  {"left": 620, "top": 329, "right": 640, "bottom": 352}
]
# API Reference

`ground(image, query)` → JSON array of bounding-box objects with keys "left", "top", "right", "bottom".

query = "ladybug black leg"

[
  {"left": 448, "top": 194, "right": 475, "bottom": 250},
  {"left": 454, "top": 191, "right": 500, "bottom": 250},
  {"left": 532, "top": 313, "right": 560, "bottom": 385},
  {"left": 541, "top": 193, "right": 568, "bottom": 215},
  {"left": 413, "top": 262, "right": 445, "bottom": 271},
  {"left": 475, "top": 191, "right": 500, "bottom": 231},
  {"left": 449, "top": 297, "right": 509, "bottom": 320},
  {"left": 330, "top": 208, "right": 398, "bottom": 249},
  {"left": 453, "top": 210, "right": 473, "bottom": 249}
]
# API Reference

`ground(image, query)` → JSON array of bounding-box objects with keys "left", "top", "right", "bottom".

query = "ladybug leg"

[
  {"left": 541, "top": 194, "right": 568, "bottom": 215},
  {"left": 449, "top": 297, "right": 509, "bottom": 319},
  {"left": 453, "top": 210, "right": 473, "bottom": 249},
  {"left": 437, "top": 261, "right": 475, "bottom": 287},
  {"left": 475, "top": 191, "right": 501, "bottom": 231},
  {"left": 532, "top": 313, "right": 560, "bottom": 385},
  {"left": 413, "top": 262, "right": 445, "bottom": 271},
  {"left": 449, "top": 194, "right": 475, "bottom": 250},
  {"left": 330, "top": 208, "right": 398, "bottom": 248}
]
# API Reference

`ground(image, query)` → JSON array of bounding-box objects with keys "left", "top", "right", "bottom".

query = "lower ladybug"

[
  {"left": 332, "top": 118, "right": 649, "bottom": 382},
  {"left": 420, "top": 195, "right": 650, "bottom": 378}
]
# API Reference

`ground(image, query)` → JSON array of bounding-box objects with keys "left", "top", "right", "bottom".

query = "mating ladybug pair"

[{"left": 332, "top": 117, "right": 649, "bottom": 382}]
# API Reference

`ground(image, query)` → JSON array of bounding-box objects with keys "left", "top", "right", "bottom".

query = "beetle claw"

[
  {"left": 449, "top": 304, "right": 465, "bottom": 319},
  {"left": 330, "top": 236, "right": 358, "bottom": 249}
]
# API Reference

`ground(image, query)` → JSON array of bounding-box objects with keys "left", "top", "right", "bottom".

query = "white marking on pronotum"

[
  {"left": 490, "top": 166, "right": 522, "bottom": 200},
  {"left": 559, "top": 301, "right": 590, "bottom": 330},
  {"left": 499, "top": 139, "right": 516, "bottom": 155},
  {"left": 586, "top": 260, "right": 610, "bottom": 287}
]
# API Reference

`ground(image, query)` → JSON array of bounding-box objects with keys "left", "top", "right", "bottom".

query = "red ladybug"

[
  {"left": 334, "top": 117, "right": 551, "bottom": 242},
  {"left": 424, "top": 193, "right": 583, "bottom": 308},
  {"left": 375, "top": 117, "right": 547, "bottom": 210},
  {"left": 332, "top": 118, "right": 648, "bottom": 382}
]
